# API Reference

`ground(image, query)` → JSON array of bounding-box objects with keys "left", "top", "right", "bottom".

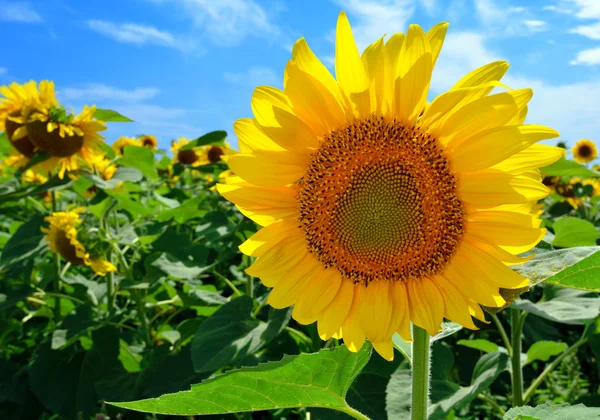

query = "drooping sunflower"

[
  {"left": 41, "top": 208, "right": 116, "bottom": 276},
  {"left": 572, "top": 139, "right": 598, "bottom": 164},
  {"left": 218, "top": 12, "right": 563, "bottom": 360},
  {"left": 26, "top": 105, "right": 107, "bottom": 178},
  {"left": 171, "top": 137, "right": 202, "bottom": 166},
  {"left": 196, "top": 143, "right": 234, "bottom": 165},
  {"left": 112, "top": 136, "right": 140, "bottom": 156},
  {"left": 139, "top": 134, "right": 158, "bottom": 150}
]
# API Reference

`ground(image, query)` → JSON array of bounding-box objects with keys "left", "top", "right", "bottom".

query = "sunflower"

[
  {"left": 564, "top": 177, "right": 600, "bottom": 209},
  {"left": 196, "top": 143, "right": 234, "bottom": 165},
  {"left": 25, "top": 105, "right": 107, "bottom": 178},
  {"left": 572, "top": 139, "right": 598, "bottom": 164},
  {"left": 139, "top": 134, "right": 158, "bottom": 150},
  {"left": 112, "top": 136, "right": 140, "bottom": 156},
  {"left": 41, "top": 208, "right": 116, "bottom": 276},
  {"left": 0, "top": 80, "right": 58, "bottom": 159},
  {"left": 217, "top": 12, "right": 562, "bottom": 360},
  {"left": 171, "top": 137, "right": 202, "bottom": 166}
]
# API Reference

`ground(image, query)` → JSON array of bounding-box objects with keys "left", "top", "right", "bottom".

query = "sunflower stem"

[
  {"left": 510, "top": 308, "right": 526, "bottom": 407},
  {"left": 411, "top": 325, "right": 431, "bottom": 420},
  {"left": 491, "top": 314, "right": 512, "bottom": 356},
  {"left": 51, "top": 190, "right": 61, "bottom": 322}
]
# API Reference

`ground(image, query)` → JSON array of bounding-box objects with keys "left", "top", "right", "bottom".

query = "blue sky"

[{"left": 1, "top": 0, "right": 599, "bottom": 150}]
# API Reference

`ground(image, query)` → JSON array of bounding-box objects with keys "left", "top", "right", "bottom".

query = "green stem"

[
  {"left": 523, "top": 337, "right": 588, "bottom": 404},
  {"left": 243, "top": 255, "right": 254, "bottom": 298},
  {"left": 212, "top": 270, "right": 243, "bottom": 297},
  {"left": 133, "top": 289, "right": 152, "bottom": 347},
  {"left": 107, "top": 260, "right": 115, "bottom": 317},
  {"left": 411, "top": 325, "right": 431, "bottom": 420},
  {"left": 491, "top": 314, "right": 512, "bottom": 356},
  {"left": 477, "top": 394, "right": 506, "bottom": 417},
  {"left": 337, "top": 404, "right": 370, "bottom": 420},
  {"left": 510, "top": 309, "right": 527, "bottom": 407},
  {"left": 51, "top": 191, "right": 61, "bottom": 322},
  {"left": 284, "top": 326, "right": 313, "bottom": 347}
]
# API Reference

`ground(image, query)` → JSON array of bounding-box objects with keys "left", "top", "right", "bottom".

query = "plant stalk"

[
  {"left": 411, "top": 325, "right": 431, "bottom": 420},
  {"left": 510, "top": 308, "right": 526, "bottom": 407},
  {"left": 51, "top": 190, "right": 61, "bottom": 322},
  {"left": 491, "top": 314, "right": 512, "bottom": 356}
]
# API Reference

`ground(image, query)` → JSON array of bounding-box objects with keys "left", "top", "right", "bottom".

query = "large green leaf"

[
  {"left": 94, "top": 108, "right": 134, "bottom": 122},
  {"left": 146, "top": 252, "right": 210, "bottom": 281},
  {"left": 109, "top": 344, "right": 371, "bottom": 417},
  {"left": 504, "top": 401, "right": 600, "bottom": 419},
  {"left": 84, "top": 167, "right": 143, "bottom": 189},
  {"left": 191, "top": 296, "right": 290, "bottom": 373},
  {"left": 513, "top": 288, "right": 600, "bottom": 325},
  {"left": 524, "top": 341, "right": 567, "bottom": 366},
  {"left": 541, "top": 158, "right": 600, "bottom": 178},
  {"left": 457, "top": 339, "right": 500, "bottom": 354},
  {"left": 119, "top": 145, "right": 158, "bottom": 180},
  {"left": 513, "top": 247, "right": 600, "bottom": 287},
  {"left": 428, "top": 351, "right": 509, "bottom": 419},
  {"left": 543, "top": 250, "right": 600, "bottom": 292},
  {"left": 553, "top": 217, "right": 600, "bottom": 248},
  {"left": 0, "top": 215, "right": 46, "bottom": 267}
]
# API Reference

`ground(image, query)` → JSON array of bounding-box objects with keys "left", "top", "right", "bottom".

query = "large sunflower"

[
  {"left": 218, "top": 13, "right": 563, "bottom": 360},
  {"left": 572, "top": 139, "right": 598, "bottom": 164},
  {"left": 26, "top": 105, "right": 107, "bottom": 178},
  {"left": 0, "top": 80, "right": 58, "bottom": 158},
  {"left": 41, "top": 208, "right": 116, "bottom": 276}
]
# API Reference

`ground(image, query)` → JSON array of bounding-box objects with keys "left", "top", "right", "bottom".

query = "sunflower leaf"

[
  {"left": 94, "top": 108, "right": 134, "bottom": 123},
  {"left": 541, "top": 158, "right": 600, "bottom": 178},
  {"left": 503, "top": 401, "right": 600, "bottom": 419},
  {"left": 552, "top": 217, "right": 600, "bottom": 248},
  {"left": 119, "top": 146, "right": 158, "bottom": 181},
  {"left": 180, "top": 130, "right": 227, "bottom": 150},
  {"left": 512, "top": 288, "right": 600, "bottom": 325},
  {"left": 543, "top": 250, "right": 600, "bottom": 292},
  {"left": 524, "top": 341, "right": 567, "bottom": 366},
  {"left": 107, "top": 343, "right": 371, "bottom": 417}
]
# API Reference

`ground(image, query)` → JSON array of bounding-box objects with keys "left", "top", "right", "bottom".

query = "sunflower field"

[{"left": 2, "top": 12, "right": 600, "bottom": 420}]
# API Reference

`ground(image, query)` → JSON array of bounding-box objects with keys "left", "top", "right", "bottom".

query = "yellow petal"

[
  {"left": 464, "top": 236, "right": 534, "bottom": 265},
  {"left": 293, "top": 270, "right": 342, "bottom": 324},
  {"left": 238, "top": 219, "right": 301, "bottom": 257},
  {"left": 285, "top": 61, "right": 347, "bottom": 136},
  {"left": 317, "top": 280, "right": 354, "bottom": 340},
  {"left": 234, "top": 118, "right": 285, "bottom": 152},
  {"left": 361, "top": 37, "right": 385, "bottom": 113},
  {"left": 341, "top": 285, "right": 366, "bottom": 352},
  {"left": 267, "top": 254, "right": 323, "bottom": 308},
  {"left": 359, "top": 281, "right": 393, "bottom": 343},
  {"left": 492, "top": 144, "right": 564, "bottom": 174},
  {"left": 426, "top": 22, "right": 449, "bottom": 68},
  {"left": 372, "top": 340, "right": 395, "bottom": 361},
  {"left": 246, "top": 236, "right": 307, "bottom": 286},
  {"left": 452, "top": 60, "right": 510, "bottom": 90},
  {"left": 451, "top": 124, "right": 560, "bottom": 173},
  {"left": 216, "top": 182, "right": 297, "bottom": 210},
  {"left": 381, "top": 32, "right": 405, "bottom": 114},
  {"left": 443, "top": 259, "right": 505, "bottom": 307},
  {"left": 432, "top": 274, "right": 478, "bottom": 329},
  {"left": 226, "top": 150, "right": 306, "bottom": 187},
  {"left": 335, "top": 11, "right": 369, "bottom": 94},
  {"left": 458, "top": 171, "right": 550, "bottom": 207},
  {"left": 392, "top": 282, "right": 412, "bottom": 342},
  {"left": 408, "top": 277, "right": 444, "bottom": 336}
]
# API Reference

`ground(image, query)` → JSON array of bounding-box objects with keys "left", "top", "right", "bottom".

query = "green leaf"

[
  {"left": 513, "top": 289, "right": 600, "bottom": 325},
  {"left": 457, "top": 339, "right": 500, "bottom": 353},
  {"left": 51, "top": 304, "right": 95, "bottom": 350},
  {"left": 504, "top": 401, "right": 600, "bottom": 419},
  {"left": 429, "top": 351, "right": 509, "bottom": 420},
  {"left": 146, "top": 252, "right": 210, "bottom": 280},
  {"left": 0, "top": 215, "right": 46, "bottom": 267},
  {"left": 524, "top": 341, "right": 567, "bottom": 366},
  {"left": 0, "top": 132, "right": 13, "bottom": 154},
  {"left": 191, "top": 296, "right": 290, "bottom": 373},
  {"left": 541, "top": 158, "right": 600, "bottom": 178},
  {"left": 431, "top": 322, "right": 463, "bottom": 343},
  {"left": 543, "top": 250, "right": 600, "bottom": 292},
  {"left": 105, "top": 190, "right": 153, "bottom": 217},
  {"left": 94, "top": 108, "right": 134, "bottom": 122},
  {"left": 109, "top": 344, "right": 371, "bottom": 416},
  {"left": 155, "top": 196, "right": 208, "bottom": 223},
  {"left": 553, "top": 217, "right": 600, "bottom": 247},
  {"left": 84, "top": 167, "right": 143, "bottom": 190},
  {"left": 514, "top": 247, "right": 600, "bottom": 287},
  {"left": 385, "top": 367, "right": 412, "bottom": 418},
  {"left": 180, "top": 130, "right": 227, "bottom": 150},
  {"left": 119, "top": 145, "right": 158, "bottom": 180}
]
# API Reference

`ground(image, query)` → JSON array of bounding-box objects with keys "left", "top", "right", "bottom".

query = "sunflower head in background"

[
  {"left": 25, "top": 104, "right": 107, "bottom": 178},
  {"left": 139, "top": 134, "right": 158, "bottom": 150},
  {"left": 218, "top": 12, "right": 563, "bottom": 360},
  {"left": 112, "top": 136, "right": 140, "bottom": 156},
  {"left": 572, "top": 139, "right": 598, "bottom": 164},
  {"left": 0, "top": 80, "right": 58, "bottom": 159},
  {"left": 41, "top": 208, "right": 116, "bottom": 276},
  {"left": 196, "top": 143, "right": 234, "bottom": 165},
  {"left": 171, "top": 137, "right": 201, "bottom": 166}
]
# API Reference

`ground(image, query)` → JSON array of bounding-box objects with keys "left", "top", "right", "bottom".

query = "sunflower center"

[
  {"left": 578, "top": 145, "right": 592, "bottom": 158},
  {"left": 207, "top": 146, "right": 224, "bottom": 163},
  {"left": 54, "top": 229, "right": 85, "bottom": 266},
  {"left": 26, "top": 120, "right": 84, "bottom": 158},
  {"left": 5, "top": 111, "right": 36, "bottom": 158},
  {"left": 298, "top": 115, "right": 465, "bottom": 285},
  {"left": 178, "top": 148, "right": 198, "bottom": 164},
  {"left": 142, "top": 139, "right": 155, "bottom": 148}
]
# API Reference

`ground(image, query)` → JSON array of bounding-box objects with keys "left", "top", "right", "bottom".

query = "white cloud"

[
  {"left": 86, "top": 20, "right": 194, "bottom": 51},
  {"left": 149, "top": 0, "right": 283, "bottom": 47},
  {"left": 333, "top": 0, "right": 416, "bottom": 51},
  {"left": 224, "top": 66, "right": 280, "bottom": 87},
  {"left": 570, "top": 21, "right": 600, "bottom": 39},
  {"left": 59, "top": 84, "right": 160, "bottom": 103},
  {"left": 569, "top": 46, "right": 600, "bottom": 65},
  {"left": 568, "top": 0, "right": 600, "bottom": 19},
  {"left": 523, "top": 20, "right": 548, "bottom": 32},
  {"left": 0, "top": 1, "right": 41, "bottom": 23}
]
